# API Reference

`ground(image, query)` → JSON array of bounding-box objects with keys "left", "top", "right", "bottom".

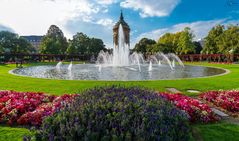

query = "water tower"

[{"left": 113, "top": 11, "right": 130, "bottom": 47}]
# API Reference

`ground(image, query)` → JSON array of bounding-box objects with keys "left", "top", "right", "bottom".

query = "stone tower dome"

[{"left": 113, "top": 11, "right": 130, "bottom": 47}]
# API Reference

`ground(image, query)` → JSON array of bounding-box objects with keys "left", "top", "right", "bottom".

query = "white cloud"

[
  {"left": 120, "top": 0, "right": 180, "bottom": 18},
  {"left": 96, "top": 0, "right": 118, "bottom": 5},
  {"left": 96, "top": 19, "right": 114, "bottom": 27},
  {"left": 136, "top": 19, "right": 231, "bottom": 42},
  {"left": 0, "top": 0, "right": 106, "bottom": 38}
]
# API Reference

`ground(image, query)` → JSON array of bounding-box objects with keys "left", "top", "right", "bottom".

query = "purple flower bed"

[{"left": 35, "top": 86, "right": 191, "bottom": 141}]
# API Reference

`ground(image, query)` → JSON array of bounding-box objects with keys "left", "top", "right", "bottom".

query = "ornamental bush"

[{"left": 36, "top": 86, "right": 190, "bottom": 141}]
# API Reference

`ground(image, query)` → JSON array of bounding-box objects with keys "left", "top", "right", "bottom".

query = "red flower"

[
  {"left": 0, "top": 90, "right": 77, "bottom": 125},
  {"left": 200, "top": 90, "right": 239, "bottom": 113},
  {"left": 160, "top": 93, "right": 217, "bottom": 123}
]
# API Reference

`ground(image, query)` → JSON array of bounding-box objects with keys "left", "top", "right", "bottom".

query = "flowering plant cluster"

[
  {"left": 36, "top": 86, "right": 190, "bottom": 141},
  {"left": 160, "top": 93, "right": 217, "bottom": 123},
  {"left": 17, "top": 94, "right": 76, "bottom": 126},
  {"left": 199, "top": 90, "right": 239, "bottom": 113},
  {"left": 0, "top": 91, "right": 76, "bottom": 125}
]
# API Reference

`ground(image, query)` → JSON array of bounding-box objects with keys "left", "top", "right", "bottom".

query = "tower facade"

[{"left": 113, "top": 11, "right": 130, "bottom": 47}]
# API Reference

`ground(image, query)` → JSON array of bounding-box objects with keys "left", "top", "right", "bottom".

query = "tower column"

[{"left": 113, "top": 11, "right": 130, "bottom": 47}]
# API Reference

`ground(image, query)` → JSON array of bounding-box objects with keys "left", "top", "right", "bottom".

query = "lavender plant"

[{"left": 35, "top": 86, "right": 190, "bottom": 141}]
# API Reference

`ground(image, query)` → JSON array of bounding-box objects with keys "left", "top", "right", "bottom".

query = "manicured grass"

[
  {"left": 0, "top": 62, "right": 239, "bottom": 95},
  {"left": 0, "top": 126, "right": 31, "bottom": 141},
  {"left": 0, "top": 62, "right": 239, "bottom": 140},
  {"left": 193, "top": 122, "right": 239, "bottom": 141}
]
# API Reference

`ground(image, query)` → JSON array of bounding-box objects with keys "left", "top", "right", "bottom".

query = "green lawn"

[
  {"left": 193, "top": 122, "right": 239, "bottom": 141},
  {"left": 0, "top": 62, "right": 239, "bottom": 140},
  {"left": 0, "top": 126, "right": 31, "bottom": 141}
]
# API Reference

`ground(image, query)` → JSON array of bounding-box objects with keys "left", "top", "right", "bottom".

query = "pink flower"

[
  {"left": 160, "top": 93, "right": 217, "bottom": 123},
  {"left": 200, "top": 90, "right": 239, "bottom": 113},
  {"left": 0, "top": 90, "right": 77, "bottom": 126}
]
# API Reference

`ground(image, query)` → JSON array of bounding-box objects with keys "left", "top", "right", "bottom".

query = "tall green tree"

[
  {"left": 133, "top": 38, "right": 156, "bottom": 53},
  {"left": 0, "top": 31, "right": 18, "bottom": 53},
  {"left": 157, "top": 33, "right": 176, "bottom": 53},
  {"left": 177, "top": 27, "right": 195, "bottom": 55},
  {"left": 67, "top": 32, "right": 105, "bottom": 55},
  {"left": 40, "top": 25, "right": 68, "bottom": 54},
  {"left": 89, "top": 38, "right": 105, "bottom": 54},
  {"left": 202, "top": 25, "right": 224, "bottom": 54},
  {"left": 217, "top": 25, "right": 239, "bottom": 54},
  {"left": 0, "top": 31, "right": 35, "bottom": 53}
]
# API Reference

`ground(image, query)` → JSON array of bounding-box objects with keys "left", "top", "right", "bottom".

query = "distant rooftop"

[{"left": 21, "top": 35, "right": 43, "bottom": 41}]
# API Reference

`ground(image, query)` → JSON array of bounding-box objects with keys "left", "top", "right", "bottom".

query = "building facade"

[{"left": 21, "top": 35, "right": 43, "bottom": 53}]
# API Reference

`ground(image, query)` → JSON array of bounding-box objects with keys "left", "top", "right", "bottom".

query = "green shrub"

[{"left": 36, "top": 86, "right": 190, "bottom": 141}]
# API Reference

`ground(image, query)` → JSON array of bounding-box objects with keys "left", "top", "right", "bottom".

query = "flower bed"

[
  {"left": 17, "top": 94, "right": 76, "bottom": 126},
  {"left": 0, "top": 91, "right": 76, "bottom": 125},
  {"left": 160, "top": 93, "right": 217, "bottom": 123},
  {"left": 36, "top": 86, "right": 191, "bottom": 141},
  {"left": 199, "top": 90, "right": 239, "bottom": 113},
  {"left": 0, "top": 89, "right": 219, "bottom": 127}
]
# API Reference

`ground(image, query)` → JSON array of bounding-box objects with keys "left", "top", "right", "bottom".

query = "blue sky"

[{"left": 0, "top": 0, "right": 238, "bottom": 48}]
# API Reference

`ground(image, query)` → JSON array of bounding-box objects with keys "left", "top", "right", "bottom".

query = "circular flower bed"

[{"left": 36, "top": 86, "right": 190, "bottom": 141}]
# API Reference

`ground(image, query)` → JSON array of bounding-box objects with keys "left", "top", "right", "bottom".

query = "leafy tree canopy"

[
  {"left": 67, "top": 32, "right": 105, "bottom": 55},
  {"left": 40, "top": 25, "right": 68, "bottom": 55},
  {"left": 134, "top": 27, "right": 196, "bottom": 55},
  {"left": 0, "top": 31, "right": 35, "bottom": 53},
  {"left": 203, "top": 24, "right": 239, "bottom": 54},
  {"left": 133, "top": 38, "right": 156, "bottom": 53}
]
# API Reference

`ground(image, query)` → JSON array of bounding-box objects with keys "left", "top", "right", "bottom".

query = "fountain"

[
  {"left": 10, "top": 12, "right": 227, "bottom": 81},
  {"left": 112, "top": 24, "right": 130, "bottom": 66},
  {"left": 98, "top": 65, "right": 102, "bottom": 72},
  {"left": 56, "top": 61, "right": 62, "bottom": 70},
  {"left": 158, "top": 61, "right": 161, "bottom": 65},
  {"left": 68, "top": 61, "right": 73, "bottom": 71},
  {"left": 148, "top": 61, "right": 152, "bottom": 71},
  {"left": 168, "top": 53, "right": 185, "bottom": 68}
]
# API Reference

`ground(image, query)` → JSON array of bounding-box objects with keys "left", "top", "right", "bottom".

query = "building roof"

[
  {"left": 113, "top": 11, "right": 130, "bottom": 30},
  {"left": 21, "top": 35, "right": 43, "bottom": 41}
]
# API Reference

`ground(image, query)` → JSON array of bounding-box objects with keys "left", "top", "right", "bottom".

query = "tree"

[
  {"left": 66, "top": 40, "right": 78, "bottom": 55},
  {"left": 202, "top": 25, "right": 224, "bottom": 54},
  {"left": 133, "top": 38, "right": 156, "bottom": 53},
  {"left": 40, "top": 25, "right": 68, "bottom": 54},
  {"left": 0, "top": 31, "right": 35, "bottom": 53},
  {"left": 0, "top": 31, "right": 18, "bottom": 53},
  {"left": 217, "top": 25, "right": 239, "bottom": 54},
  {"left": 176, "top": 27, "right": 195, "bottom": 55},
  {"left": 15, "top": 37, "right": 35, "bottom": 53},
  {"left": 67, "top": 32, "right": 106, "bottom": 55},
  {"left": 89, "top": 38, "right": 105, "bottom": 54},
  {"left": 157, "top": 33, "right": 176, "bottom": 53},
  {"left": 193, "top": 41, "right": 203, "bottom": 54}
]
